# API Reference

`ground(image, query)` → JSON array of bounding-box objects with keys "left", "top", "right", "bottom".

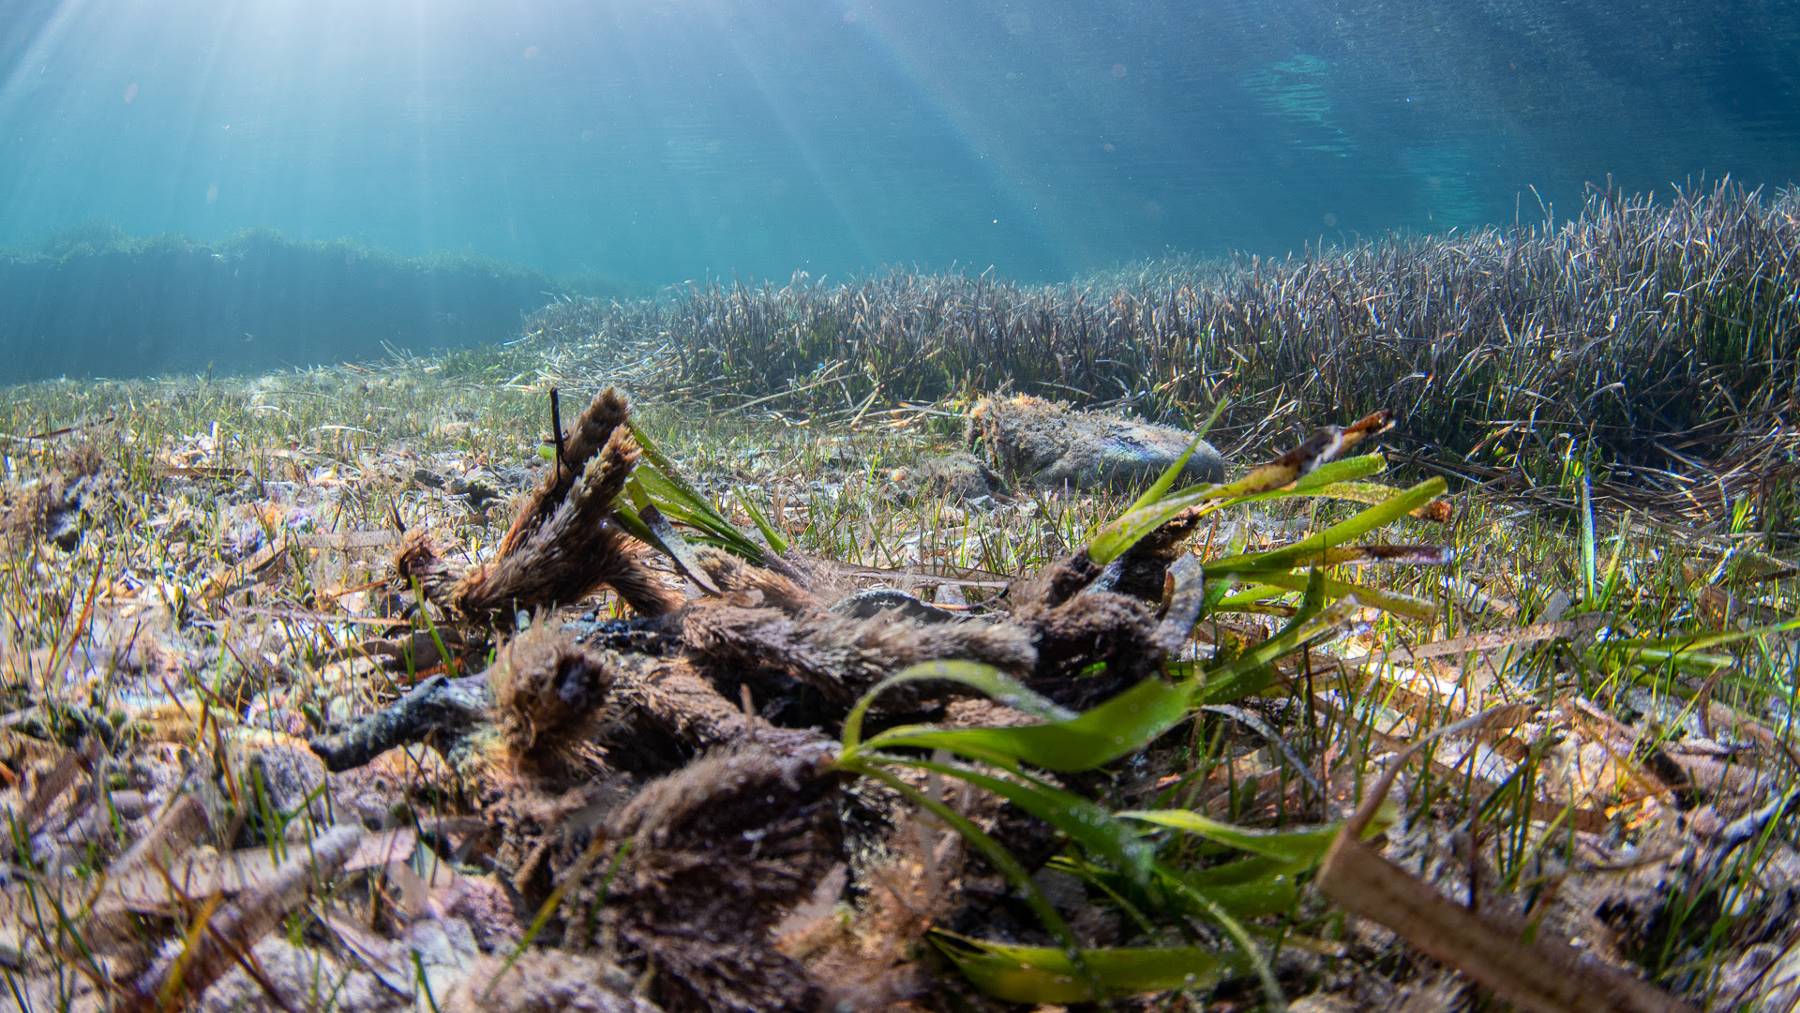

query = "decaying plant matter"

[
  {"left": 295, "top": 387, "right": 1704, "bottom": 1012},
  {"left": 308, "top": 387, "right": 1270, "bottom": 1008},
  {"left": 394, "top": 389, "right": 681, "bottom": 626}
]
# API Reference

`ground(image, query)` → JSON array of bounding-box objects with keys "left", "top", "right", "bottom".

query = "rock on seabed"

[{"left": 969, "top": 394, "right": 1227, "bottom": 490}]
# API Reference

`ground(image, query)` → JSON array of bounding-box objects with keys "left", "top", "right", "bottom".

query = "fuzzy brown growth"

[
  {"left": 605, "top": 743, "right": 843, "bottom": 1012},
  {"left": 690, "top": 546, "right": 822, "bottom": 613},
  {"left": 1007, "top": 552, "right": 1104, "bottom": 611},
  {"left": 683, "top": 603, "right": 1036, "bottom": 707},
  {"left": 455, "top": 427, "right": 679, "bottom": 624},
  {"left": 392, "top": 528, "right": 463, "bottom": 606},
  {"left": 1022, "top": 593, "right": 1159, "bottom": 690},
  {"left": 499, "top": 387, "right": 631, "bottom": 557},
  {"left": 598, "top": 653, "right": 760, "bottom": 757},
  {"left": 1003, "top": 516, "right": 1205, "bottom": 700},
  {"left": 1, "top": 440, "right": 110, "bottom": 550},
  {"left": 490, "top": 624, "right": 615, "bottom": 767},
  {"left": 784, "top": 809, "right": 985, "bottom": 1009}
]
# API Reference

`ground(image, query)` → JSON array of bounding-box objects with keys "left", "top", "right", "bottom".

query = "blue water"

[{"left": 5, "top": 0, "right": 1798, "bottom": 286}]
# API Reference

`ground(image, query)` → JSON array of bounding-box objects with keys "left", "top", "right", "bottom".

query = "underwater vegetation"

[
  {"left": 0, "top": 226, "right": 568, "bottom": 383},
  {"left": 529, "top": 181, "right": 1800, "bottom": 536},
  {"left": 1, "top": 369, "right": 1794, "bottom": 1009},
  {"left": 0, "top": 314, "right": 1797, "bottom": 1007},
  {"left": 0, "top": 178, "right": 1797, "bottom": 1008}
]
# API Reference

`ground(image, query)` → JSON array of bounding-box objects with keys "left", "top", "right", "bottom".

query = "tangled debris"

[
  {"left": 303, "top": 389, "right": 1220, "bottom": 1010},
  {"left": 394, "top": 389, "right": 681, "bottom": 627}
]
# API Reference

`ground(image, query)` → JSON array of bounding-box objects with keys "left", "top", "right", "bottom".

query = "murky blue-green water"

[{"left": 2, "top": 0, "right": 1798, "bottom": 377}]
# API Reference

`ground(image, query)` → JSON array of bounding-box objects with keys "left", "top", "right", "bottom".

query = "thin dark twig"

[{"left": 549, "top": 386, "right": 567, "bottom": 483}]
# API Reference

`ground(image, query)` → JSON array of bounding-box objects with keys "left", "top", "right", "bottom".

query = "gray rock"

[
  {"left": 830, "top": 588, "right": 961, "bottom": 623},
  {"left": 233, "top": 736, "right": 329, "bottom": 822},
  {"left": 969, "top": 395, "right": 1226, "bottom": 490},
  {"left": 199, "top": 938, "right": 400, "bottom": 1012},
  {"left": 889, "top": 451, "right": 1003, "bottom": 502}
]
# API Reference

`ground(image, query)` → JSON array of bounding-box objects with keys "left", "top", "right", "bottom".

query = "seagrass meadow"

[
  {"left": 0, "top": 184, "right": 1796, "bottom": 1011},
  {"left": 530, "top": 182, "right": 1800, "bottom": 540}
]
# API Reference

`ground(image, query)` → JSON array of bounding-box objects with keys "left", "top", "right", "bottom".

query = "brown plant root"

[
  {"left": 1001, "top": 549, "right": 1194, "bottom": 706},
  {"left": 310, "top": 640, "right": 779, "bottom": 779},
  {"left": 1018, "top": 590, "right": 1163, "bottom": 695},
  {"left": 681, "top": 601, "right": 1037, "bottom": 709},
  {"left": 326, "top": 535, "right": 1192, "bottom": 777},
  {"left": 588, "top": 652, "right": 850, "bottom": 772},
  {"left": 499, "top": 387, "right": 632, "bottom": 557},
  {"left": 1005, "top": 550, "right": 1104, "bottom": 612},
  {"left": 393, "top": 388, "right": 681, "bottom": 630},
  {"left": 599, "top": 742, "right": 845, "bottom": 1013},
  {"left": 688, "top": 544, "right": 828, "bottom": 613}
]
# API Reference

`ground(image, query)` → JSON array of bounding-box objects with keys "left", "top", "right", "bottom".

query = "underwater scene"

[{"left": 2, "top": 1, "right": 1799, "bottom": 1009}]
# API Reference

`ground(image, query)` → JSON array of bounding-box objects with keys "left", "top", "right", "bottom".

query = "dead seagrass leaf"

[
  {"left": 123, "top": 824, "right": 366, "bottom": 1012},
  {"left": 99, "top": 827, "right": 416, "bottom": 913},
  {"left": 1316, "top": 705, "right": 1695, "bottom": 1013},
  {"left": 1318, "top": 834, "right": 1690, "bottom": 1013}
]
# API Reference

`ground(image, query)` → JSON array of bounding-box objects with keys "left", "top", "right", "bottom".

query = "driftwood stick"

[
  {"left": 563, "top": 613, "right": 681, "bottom": 655},
  {"left": 309, "top": 649, "right": 771, "bottom": 773},
  {"left": 124, "top": 825, "right": 364, "bottom": 1012},
  {"left": 309, "top": 674, "right": 492, "bottom": 772}
]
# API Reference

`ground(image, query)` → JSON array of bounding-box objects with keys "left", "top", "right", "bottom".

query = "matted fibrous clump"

[
  {"left": 497, "top": 387, "right": 632, "bottom": 559},
  {"left": 602, "top": 743, "right": 844, "bottom": 1011},
  {"left": 454, "top": 424, "right": 677, "bottom": 623},
  {"left": 392, "top": 386, "right": 680, "bottom": 629},
  {"left": 303, "top": 387, "right": 1241, "bottom": 1008},
  {"left": 0, "top": 437, "right": 112, "bottom": 550},
  {"left": 679, "top": 599, "right": 1037, "bottom": 707},
  {"left": 490, "top": 621, "right": 616, "bottom": 768}
]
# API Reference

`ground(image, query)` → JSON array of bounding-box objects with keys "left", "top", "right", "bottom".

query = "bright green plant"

[{"left": 829, "top": 420, "right": 1441, "bottom": 1005}]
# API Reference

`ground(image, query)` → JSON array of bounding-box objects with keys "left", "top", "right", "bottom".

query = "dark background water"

[
  {"left": 1, "top": 0, "right": 1798, "bottom": 381},
  {"left": 4, "top": 0, "right": 1798, "bottom": 285}
]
